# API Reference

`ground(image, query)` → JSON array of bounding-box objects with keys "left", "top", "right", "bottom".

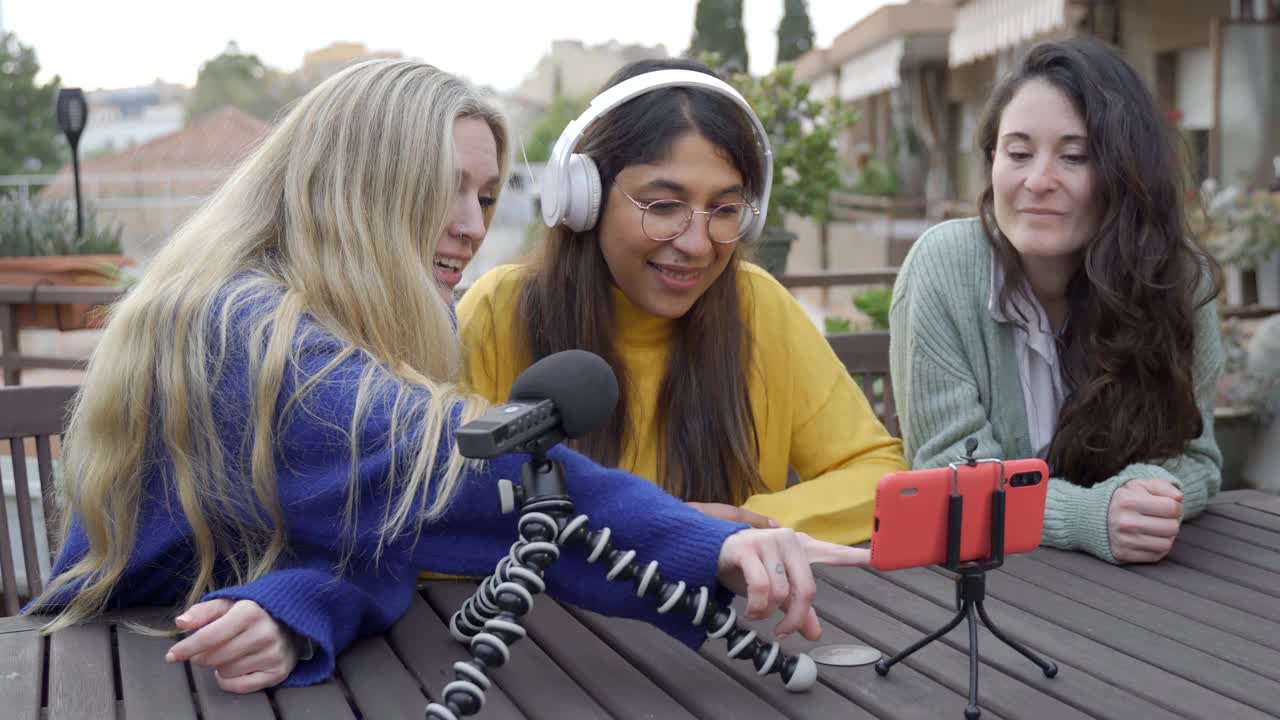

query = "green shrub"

[
  {"left": 853, "top": 286, "right": 892, "bottom": 330},
  {"left": 823, "top": 316, "right": 852, "bottom": 334},
  {"left": 848, "top": 157, "right": 898, "bottom": 198},
  {"left": 0, "top": 195, "right": 124, "bottom": 257}
]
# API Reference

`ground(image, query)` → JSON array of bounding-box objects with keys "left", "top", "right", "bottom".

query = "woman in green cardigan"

[{"left": 890, "top": 37, "right": 1224, "bottom": 565}]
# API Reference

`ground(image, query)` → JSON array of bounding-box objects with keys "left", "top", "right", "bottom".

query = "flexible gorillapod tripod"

[
  {"left": 873, "top": 439, "right": 1058, "bottom": 719},
  {"left": 424, "top": 436, "right": 818, "bottom": 720}
]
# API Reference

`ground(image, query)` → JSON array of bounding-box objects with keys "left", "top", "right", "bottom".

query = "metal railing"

[
  {"left": 0, "top": 274, "right": 909, "bottom": 386},
  {"left": 0, "top": 286, "right": 126, "bottom": 386},
  {"left": 777, "top": 268, "right": 900, "bottom": 288}
]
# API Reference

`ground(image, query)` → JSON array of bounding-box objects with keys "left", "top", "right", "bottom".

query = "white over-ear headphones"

[{"left": 540, "top": 69, "right": 774, "bottom": 241}]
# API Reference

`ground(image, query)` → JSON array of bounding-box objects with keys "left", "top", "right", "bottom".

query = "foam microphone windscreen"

[{"left": 509, "top": 349, "right": 618, "bottom": 438}]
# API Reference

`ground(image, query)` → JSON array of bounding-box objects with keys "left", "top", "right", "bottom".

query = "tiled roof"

[{"left": 42, "top": 105, "right": 269, "bottom": 198}]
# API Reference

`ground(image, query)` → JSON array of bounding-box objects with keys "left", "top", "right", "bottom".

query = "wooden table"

[{"left": 2, "top": 489, "right": 1278, "bottom": 719}]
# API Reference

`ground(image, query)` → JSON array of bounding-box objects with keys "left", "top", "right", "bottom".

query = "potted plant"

[
  {"left": 1214, "top": 311, "right": 1280, "bottom": 490},
  {"left": 1189, "top": 179, "right": 1280, "bottom": 271},
  {"left": 1188, "top": 180, "right": 1280, "bottom": 486},
  {"left": 0, "top": 194, "right": 130, "bottom": 329},
  {"left": 700, "top": 55, "right": 856, "bottom": 276},
  {"left": 1239, "top": 313, "right": 1280, "bottom": 490}
]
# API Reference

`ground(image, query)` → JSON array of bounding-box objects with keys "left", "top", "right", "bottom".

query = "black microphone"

[{"left": 456, "top": 350, "right": 618, "bottom": 459}]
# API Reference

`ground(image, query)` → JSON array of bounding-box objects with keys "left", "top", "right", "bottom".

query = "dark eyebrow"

[
  {"left": 637, "top": 178, "right": 746, "bottom": 198},
  {"left": 637, "top": 178, "right": 687, "bottom": 194},
  {"left": 1000, "top": 131, "right": 1088, "bottom": 145}
]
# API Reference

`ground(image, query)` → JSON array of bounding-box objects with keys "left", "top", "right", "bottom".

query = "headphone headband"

[{"left": 540, "top": 69, "right": 773, "bottom": 239}]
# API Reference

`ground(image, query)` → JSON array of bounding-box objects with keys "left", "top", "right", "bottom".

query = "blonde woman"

[{"left": 25, "top": 59, "right": 870, "bottom": 693}]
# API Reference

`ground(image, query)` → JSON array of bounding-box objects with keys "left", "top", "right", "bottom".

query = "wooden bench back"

[
  {"left": 0, "top": 384, "right": 77, "bottom": 614},
  {"left": 826, "top": 332, "right": 898, "bottom": 437}
]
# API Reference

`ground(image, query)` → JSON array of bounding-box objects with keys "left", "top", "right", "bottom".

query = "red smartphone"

[{"left": 870, "top": 458, "right": 1049, "bottom": 571}]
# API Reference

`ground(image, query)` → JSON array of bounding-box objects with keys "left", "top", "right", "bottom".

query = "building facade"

[
  {"left": 79, "top": 83, "right": 189, "bottom": 157},
  {"left": 786, "top": 0, "right": 1280, "bottom": 318},
  {"left": 513, "top": 39, "right": 668, "bottom": 106}
]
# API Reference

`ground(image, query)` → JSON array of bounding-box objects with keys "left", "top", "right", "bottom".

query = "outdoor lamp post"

[{"left": 55, "top": 88, "right": 89, "bottom": 238}]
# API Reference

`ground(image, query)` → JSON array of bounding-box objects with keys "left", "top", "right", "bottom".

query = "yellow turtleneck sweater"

[{"left": 456, "top": 262, "right": 906, "bottom": 545}]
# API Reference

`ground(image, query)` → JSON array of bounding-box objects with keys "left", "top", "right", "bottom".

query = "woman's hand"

[
  {"left": 716, "top": 528, "right": 870, "bottom": 641},
  {"left": 687, "top": 501, "right": 779, "bottom": 529},
  {"left": 165, "top": 599, "right": 298, "bottom": 694},
  {"left": 1108, "top": 478, "right": 1184, "bottom": 564}
]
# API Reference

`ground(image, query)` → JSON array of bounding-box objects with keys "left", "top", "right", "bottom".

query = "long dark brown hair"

[
  {"left": 977, "top": 37, "right": 1221, "bottom": 487},
  {"left": 518, "top": 58, "right": 766, "bottom": 503}
]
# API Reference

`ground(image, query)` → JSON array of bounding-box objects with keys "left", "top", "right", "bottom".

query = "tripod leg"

[
  {"left": 975, "top": 601, "right": 1058, "bottom": 677},
  {"left": 875, "top": 601, "right": 969, "bottom": 676},
  {"left": 965, "top": 602, "right": 980, "bottom": 719}
]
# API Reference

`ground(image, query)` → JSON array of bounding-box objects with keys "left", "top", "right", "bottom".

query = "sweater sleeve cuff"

[
  {"left": 1041, "top": 476, "right": 1125, "bottom": 564},
  {"left": 1040, "top": 464, "right": 1181, "bottom": 565},
  {"left": 202, "top": 582, "right": 339, "bottom": 688},
  {"left": 202, "top": 567, "right": 411, "bottom": 688},
  {"left": 1145, "top": 460, "right": 1208, "bottom": 518}
]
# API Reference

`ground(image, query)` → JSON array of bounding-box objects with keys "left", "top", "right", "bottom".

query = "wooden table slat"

[
  {"left": 116, "top": 627, "right": 198, "bottom": 720},
  {"left": 0, "top": 630, "right": 42, "bottom": 720},
  {"left": 424, "top": 582, "right": 612, "bottom": 720},
  {"left": 971, "top": 565, "right": 1280, "bottom": 711},
  {"left": 568, "top": 607, "right": 792, "bottom": 720},
  {"left": 1164, "top": 541, "right": 1280, "bottom": 596},
  {"left": 516, "top": 582, "right": 698, "bottom": 720},
  {"left": 814, "top": 576, "right": 1061, "bottom": 720},
  {"left": 388, "top": 590, "right": 526, "bottom": 720},
  {"left": 190, "top": 665, "right": 276, "bottom": 720},
  {"left": 1128, "top": 558, "right": 1280, "bottom": 623},
  {"left": 818, "top": 566, "right": 1170, "bottom": 720},
  {"left": 0, "top": 614, "right": 46, "bottom": 634},
  {"left": 1206, "top": 503, "right": 1280, "bottom": 533},
  {"left": 998, "top": 554, "right": 1280, "bottom": 682},
  {"left": 1239, "top": 495, "right": 1280, "bottom": 516},
  {"left": 1210, "top": 489, "right": 1276, "bottom": 504},
  {"left": 1192, "top": 513, "right": 1280, "bottom": 552},
  {"left": 47, "top": 622, "right": 115, "bottom": 720},
  {"left": 334, "top": 634, "right": 428, "bottom": 720},
  {"left": 695, "top": 597, "right": 879, "bottom": 720},
  {"left": 876, "top": 566, "right": 1272, "bottom": 719},
  {"left": 1176, "top": 524, "right": 1280, "bottom": 573},
  {"left": 272, "top": 680, "right": 357, "bottom": 720},
  {"left": 1028, "top": 547, "right": 1280, "bottom": 647}
]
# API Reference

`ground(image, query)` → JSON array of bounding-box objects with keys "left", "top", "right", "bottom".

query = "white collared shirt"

[{"left": 988, "top": 257, "right": 1069, "bottom": 459}]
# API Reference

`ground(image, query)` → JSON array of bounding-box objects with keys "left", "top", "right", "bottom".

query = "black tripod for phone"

[{"left": 873, "top": 439, "right": 1058, "bottom": 719}]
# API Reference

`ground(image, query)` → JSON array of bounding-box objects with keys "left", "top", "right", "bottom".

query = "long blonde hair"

[{"left": 29, "top": 59, "right": 510, "bottom": 630}]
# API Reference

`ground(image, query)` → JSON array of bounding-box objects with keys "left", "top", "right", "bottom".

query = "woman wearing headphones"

[{"left": 458, "top": 58, "right": 906, "bottom": 544}]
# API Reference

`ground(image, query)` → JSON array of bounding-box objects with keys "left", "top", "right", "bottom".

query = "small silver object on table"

[{"left": 810, "top": 644, "right": 882, "bottom": 666}]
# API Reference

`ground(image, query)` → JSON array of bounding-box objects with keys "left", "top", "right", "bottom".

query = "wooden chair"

[
  {"left": 0, "top": 384, "right": 76, "bottom": 615},
  {"left": 826, "top": 332, "right": 899, "bottom": 437}
]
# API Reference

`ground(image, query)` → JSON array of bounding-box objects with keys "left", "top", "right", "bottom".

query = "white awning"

[
  {"left": 949, "top": 0, "right": 1067, "bottom": 67},
  {"left": 809, "top": 73, "right": 838, "bottom": 102},
  {"left": 1176, "top": 46, "right": 1213, "bottom": 129},
  {"left": 838, "top": 38, "right": 905, "bottom": 102}
]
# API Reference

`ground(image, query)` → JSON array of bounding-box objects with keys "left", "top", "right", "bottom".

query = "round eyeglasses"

[{"left": 615, "top": 185, "right": 758, "bottom": 244}]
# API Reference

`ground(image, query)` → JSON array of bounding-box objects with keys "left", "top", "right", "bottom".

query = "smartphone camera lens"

[{"left": 1010, "top": 471, "right": 1042, "bottom": 487}]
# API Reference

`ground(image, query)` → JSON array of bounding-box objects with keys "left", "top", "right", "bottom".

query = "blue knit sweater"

[{"left": 37, "top": 284, "right": 746, "bottom": 686}]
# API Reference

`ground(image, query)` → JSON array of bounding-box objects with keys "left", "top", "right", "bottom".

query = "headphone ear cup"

[{"left": 564, "top": 153, "right": 603, "bottom": 232}]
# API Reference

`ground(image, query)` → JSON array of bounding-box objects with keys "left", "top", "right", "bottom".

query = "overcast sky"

[{"left": 5, "top": 0, "right": 898, "bottom": 91}]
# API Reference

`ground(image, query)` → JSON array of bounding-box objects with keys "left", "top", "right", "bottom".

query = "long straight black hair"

[{"left": 518, "top": 58, "right": 767, "bottom": 503}]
